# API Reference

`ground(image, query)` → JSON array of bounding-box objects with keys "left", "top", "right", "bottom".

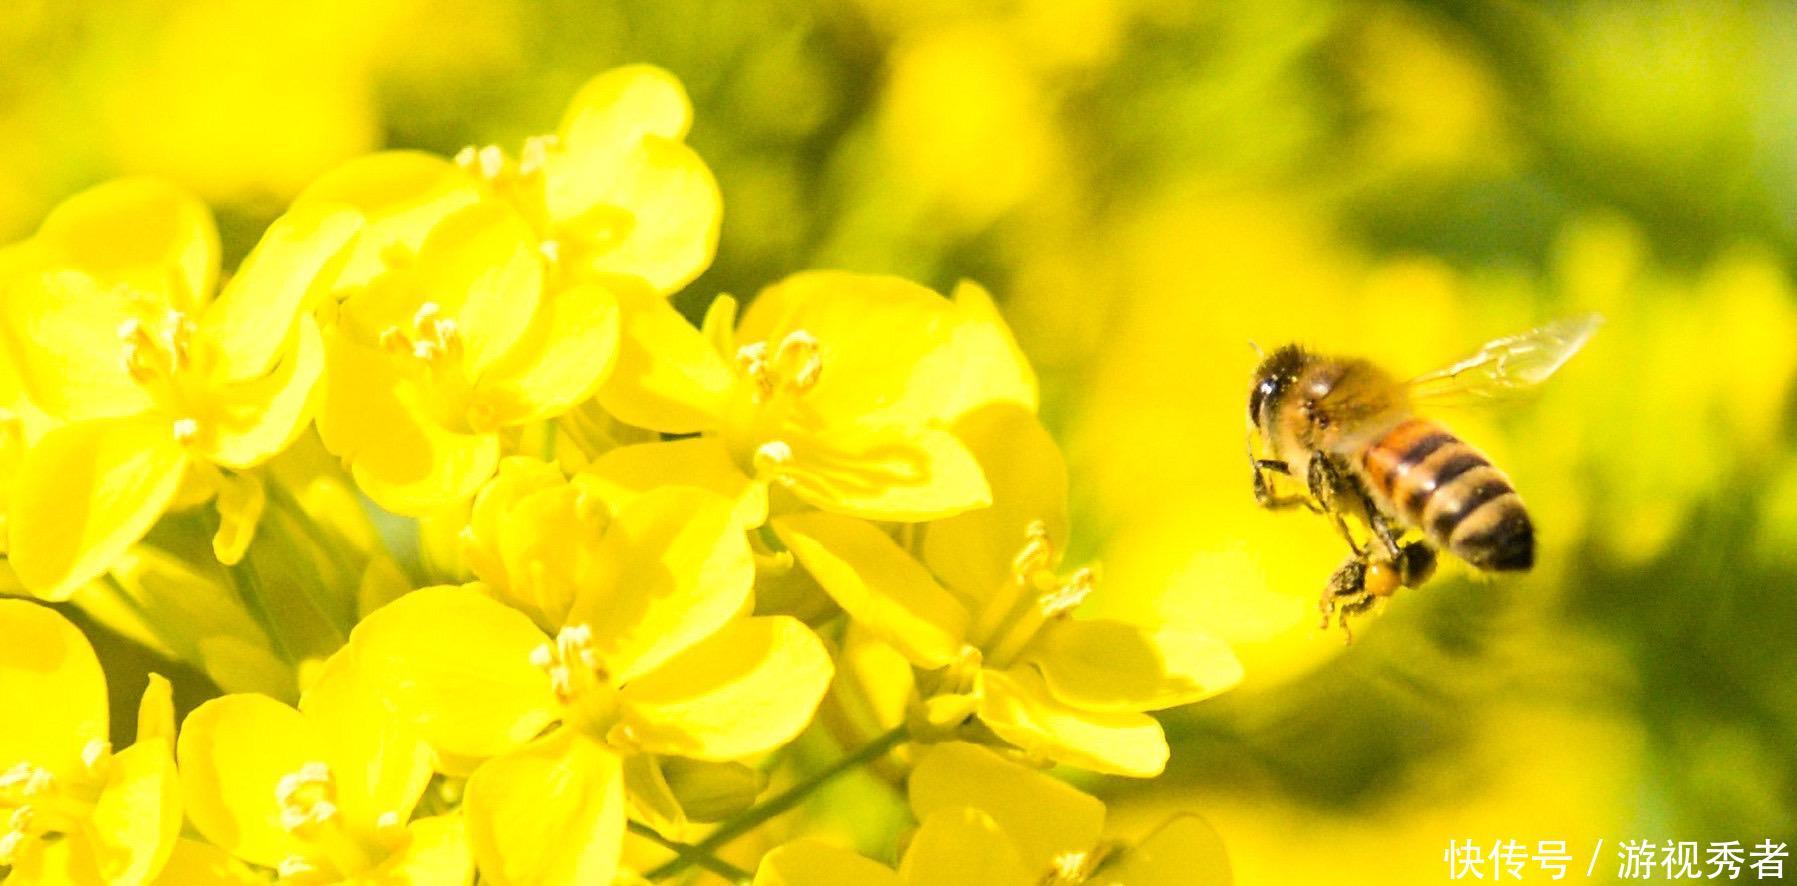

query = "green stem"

[
  {"left": 98, "top": 573, "right": 183, "bottom": 661},
  {"left": 259, "top": 492, "right": 355, "bottom": 641},
  {"left": 629, "top": 821, "right": 752, "bottom": 884},
  {"left": 265, "top": 480, "right": 360, "bottom": 585},
  {"left": 645, "top": 726, "right": 909, "bottom": 881},
  {"left": 224, "top": 557, "right": 296, "bottom": 666}
]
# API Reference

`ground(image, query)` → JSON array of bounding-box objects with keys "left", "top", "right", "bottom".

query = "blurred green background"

[{"left": 6, "top": 0, "right": 1796, "bottom": 881}]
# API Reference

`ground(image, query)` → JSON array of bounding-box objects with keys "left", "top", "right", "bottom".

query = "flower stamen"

[
  {"left": 735, "top": 330, "right": 824, "bottom": 402},
  {"left": 380, "top": 302, "right": 464, "bottom": 368},
  {"left": 530, "top": 624, "right": 605, "bottom": 704},
  {"left": 275, "top": 761, "right": 338, "bottom": 833}
]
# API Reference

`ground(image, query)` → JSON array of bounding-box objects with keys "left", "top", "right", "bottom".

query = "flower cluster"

[{"left": 0, "top": 66, "right": 1240, "bottom": 885}]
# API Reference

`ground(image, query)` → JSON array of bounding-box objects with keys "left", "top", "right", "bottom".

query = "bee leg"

[
  {"left": 1306, "top": 456, "right": 1364, "bottom": 557},
  {"left": 1248, "top": 449, "right": 1321, "bottom": 512},
  {"left": 1335, "top": 593, "right": 1379, "bottom": 645},
  {"left": 1368, "top": 508, "right": 1403, "bottom": 561},
  {"left": 1319, "top": 558, "right": 1368, "bottom": 633}
]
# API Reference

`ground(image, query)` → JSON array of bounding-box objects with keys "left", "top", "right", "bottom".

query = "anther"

[
  {"left": 532, "top": 624, "right": 605, "bottom": 703},
  {"left": 0, "top": 764, "right": 53, "bottom": 799},
  {"left": 277, "top": 857, "right": 319, "bottom": 879},
  {"left": 80, "top": 739, "right": 110, "bottom": 772},
  {"left": 172, "top": 417, "right": 199, "bottom": 444},
  {"left": 752, "top": 440, "right": 795, "bottom": 485},
  {"left": 0, "top": 808, "right": 32, "bottom": 866},
  {"left": 275, "top": 761, "right": 338, "bottom": 832},
  {"left": 1011, "top": 520, "right": 1056, "bottom": 579},
  {"left": 1038, "top": 567, "right": 1095, "bottom": 619},
  {"left": 772, "top": 330, "right": 822, "bottom": 392},
  {"left": 1047, "top": 849, "right": 1095, "bottom": 884},
  {"left": 518, "top": 135, "right": 560, "bottom": 176}
]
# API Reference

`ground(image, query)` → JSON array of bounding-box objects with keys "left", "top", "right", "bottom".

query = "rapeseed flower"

[
  {"left": 290, "top": 156, "right": 619, "bottom": 513},
  {"left": 338, "top": 479, "right": 832, "bottom": 883},
  {"left": 0, "top": 178, "right": 358, "bottom": 598},
  {"left": 776, "top": 405, "right": 1241, "bottom": 776},
  {"left": 452, "top": 64, "right": 722, "bottom": 295},
  {"left": 0, "top": 600, "right": 181, "bottom": 883},
  {"left": 593, "top": 273, "right": 1032, "bottom": 524},
  {"left": 176, "top": 648, "right": 470, "bottom": 883}
]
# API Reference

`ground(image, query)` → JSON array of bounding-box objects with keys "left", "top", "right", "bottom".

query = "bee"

[{"left": 1246, "top": 314, "right": 1602, "bottom": 639}]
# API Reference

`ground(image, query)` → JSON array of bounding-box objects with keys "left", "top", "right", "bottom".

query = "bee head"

[{"left": 1247, "top": 344, "right": 1307, "bottom": 431}]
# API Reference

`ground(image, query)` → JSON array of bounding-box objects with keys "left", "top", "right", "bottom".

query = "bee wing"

[{"left": 1404, "top": 313, "right": 1602, "bottom": 406}]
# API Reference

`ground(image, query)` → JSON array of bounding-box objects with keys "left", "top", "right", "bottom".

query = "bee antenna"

[{"left": 1248, "top": 340, "right": 1265, "bottom": 358}]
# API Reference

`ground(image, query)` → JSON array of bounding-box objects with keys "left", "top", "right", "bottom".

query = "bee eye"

[{"left": 1249, "top": 378, "right": 1273, "bottom": 425}]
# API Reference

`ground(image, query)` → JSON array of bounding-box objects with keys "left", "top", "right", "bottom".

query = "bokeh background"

[{"left": 7, "top": 0, "right": 1796, "bottom": 881}]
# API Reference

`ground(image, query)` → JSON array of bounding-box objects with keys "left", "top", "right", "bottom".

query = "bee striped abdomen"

[{"left": 1361, "top": 418, "right": 1534, "bottom": 572}]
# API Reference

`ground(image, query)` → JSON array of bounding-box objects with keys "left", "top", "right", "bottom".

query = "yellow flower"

[
  {"left": 338, "top": 484, "right": 833, "bottom": 884},
  {"left": 0, "top": 178, "right": 359, "bottom": 598},
  {"left": 774, "top": 405, "right": 1241, "bottom": 776},
  {"left": 0, "top": 600, "right": 181, "bottom": 883},
  {"left": 289, "top": 155, "right": 620, "bottom": 513},
  {"left": 176, "top": 648, "right": 471, "bottom": 884},
  {"left": 453, "top": 65, "right": 722, "bottom": 295},
  {"left": 753, "top": 742, "right": 1227, "bottom": 886},
  {"left": 590, "top": 272, "right": 1034, "bottom": 524}
]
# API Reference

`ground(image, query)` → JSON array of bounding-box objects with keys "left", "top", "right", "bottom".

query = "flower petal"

[
  {"left": 89, "top": 737, "right": 183, "bottom": 884},
  {"left": 317, "top": 328, "right": 499, "bottom": 514},
  {"left": 10, "top": 415, "right": 188, "bottom": 599},
  {"left": 558, "top": 137, "right": 721, "bottom": 294},
  {"left": 0, "top": 268, "right": 158, "bottom": 423},
  {"left": 149, "top": 839, "right": 267, "bottom": 884},
  {"left": 583, "top": 437, "right": 768, "bottom": 529},
  {"left": 618, "top": 616, "right": 832, "bottom": 761},
  {"left": 472, "top": 280, "right": 620, "bottom": 427},
  {"left": 567, "top": 487, "right": 754, "bottom": 684},
  {"left": 1094, "top": 814, "right": 1231, "bottom": 886},
  {"left": 292, "top": 151, "right": 483, "bottom": 293},
  {"left": 772, "top": 511, "right": 967, "bottom": 668},
  {"left": 1026, "top": 620, "right": 1242, "bottom": 713},
  {"left": 734, "top": 271, "right": 963, "bottom": 428},
  {"left": 463, "top": 456, "right": 568, "bottom": 592},
  {"left": 908, "top": 742, "right": 1103, "bottom": 874},
  {"left": 596, "top": 280, "right": 732, "bottom": 433},
  {"left": 361, "top": 815, "right": 475, "bottom": 886},
  {"left": 336, "top": 199, "right": 542, "bottom": 380},
  {"left": 933, "top": 280, "right": 1039, "bottom": 418},
  {"left": 897, "top": 808, "right": 1033, "bottom": 886},
  {"left": 756, "top": 841, "right": 903, "bottom": 886},
  {"left": 204, "top": 317, "right": 325, "bottom": 470},
  {"left": 342, "top": 585, "right": 558, "bottom": 770},
  {"left": 556, "top": 64, "right": 694, "bottom": 155},
  {"left": 659, "top": 757, "right": 765, "bottom": 823},
  {"left": 978, "top": 668, "right": 1168, "bottom": 778},
  {"left": 175, "top": 694, "right": 324, "bottom": 868},
  {"left": 32, "top": 177, "right": 218, "bottom": 312},
  {"left": 621, "top": 753, "right": 685, "bottom": 836},
  {"left": 775, "top": 424, "right": 990, "bottom": 522},
  {"left": 200, "top": 203, "right": 361, "bottom": 381},
  {"left": 463, "top": 730, "right": 625, "bottom": 886},
  {"left": 923, "top": 404, "right": 1068, "bottom": 604},
  {"left": 298, "top": 646, "right": 434, "bottom": 836},
  {"left": 549, "top": 66, "right": 720, "bottom": 294},
  {"left": 0, "top": 599, "right": 108, "bottom": 778}
]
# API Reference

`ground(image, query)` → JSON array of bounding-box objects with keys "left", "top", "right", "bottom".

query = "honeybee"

[{"left": 1246, "top": 314, "right": 1601, "bottom": 639}]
